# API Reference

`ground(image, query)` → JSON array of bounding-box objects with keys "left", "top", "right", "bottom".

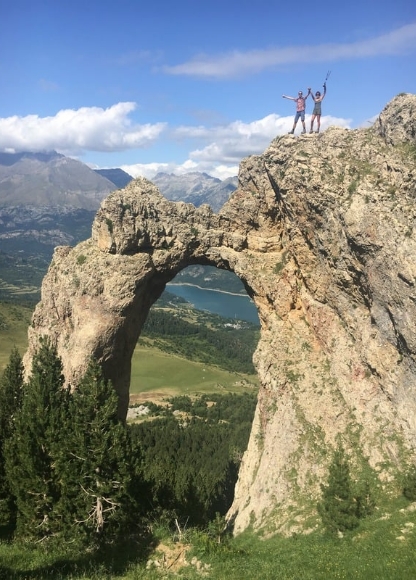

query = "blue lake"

[{"left": 166, "top": 284, "right": 259, "bottom": 325}]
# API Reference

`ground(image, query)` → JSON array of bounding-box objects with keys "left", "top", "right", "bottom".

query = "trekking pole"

[{"left": 324, "top": 70, "right": 331, "bottom": 84}]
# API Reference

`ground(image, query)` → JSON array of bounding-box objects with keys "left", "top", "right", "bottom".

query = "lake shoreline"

[
  {"left": 167, "top": 282, "right": 250, "bottom": 299},
  {"left": 165, "top": 282, "right": 259, "bottom": 324}
]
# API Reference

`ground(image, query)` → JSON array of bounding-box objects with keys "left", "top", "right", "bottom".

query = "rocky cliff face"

[{"left": 25, "top": 93, "right": 416, "bottom": 535}]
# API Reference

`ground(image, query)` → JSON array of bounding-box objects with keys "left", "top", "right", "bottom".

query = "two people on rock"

[{"left": 282, "top": 83, "right": 327, "bottom": 135}]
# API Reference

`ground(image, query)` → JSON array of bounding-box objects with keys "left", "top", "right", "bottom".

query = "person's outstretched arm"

[{"left": 282, "top": 95, "right": 295, "bottom": 101}]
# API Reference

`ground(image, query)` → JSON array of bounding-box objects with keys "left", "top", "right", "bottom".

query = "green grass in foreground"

[{"left": 1, "top": 496, "right": 416, "bottom": 579}]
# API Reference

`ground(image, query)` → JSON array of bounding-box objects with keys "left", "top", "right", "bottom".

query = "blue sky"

[{"left": 1, "top": 0, "right": 415, "bottom": 180}]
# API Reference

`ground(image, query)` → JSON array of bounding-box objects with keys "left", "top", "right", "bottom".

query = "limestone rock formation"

[{"left": 25, "top": 93, "right": 416, "bottom": 535}]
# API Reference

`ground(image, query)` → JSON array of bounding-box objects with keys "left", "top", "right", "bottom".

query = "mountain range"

[
  {"left": 150, "top": 172, "right": 238, "bottom": 213},
  {"left": 0, "top": 151, "right": 237, "bottom": 302},
  {"left": 0, "top": 151, "right": 115, "bottom": 210}
]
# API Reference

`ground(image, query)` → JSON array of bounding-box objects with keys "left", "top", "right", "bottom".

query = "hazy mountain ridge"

[
  {"left": 95, "top": 169, "right": 239, "bottom": 212},
  {"left": 0, "top": 151, "right": 116, "bottom": 210},
  {"left": 152, "top": 171, "right": 238, "bottom": 212}
]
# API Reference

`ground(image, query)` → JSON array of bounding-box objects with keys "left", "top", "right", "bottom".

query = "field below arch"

[
  {"left": 130, "top": 345, "right": 258, "bottom": 405},
  {"left": 0, "top": 301, "right": 259, "bottom": 405}
]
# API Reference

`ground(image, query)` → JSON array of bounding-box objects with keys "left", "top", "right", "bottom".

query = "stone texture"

[{"left": 25, "top": 93, "right": 416, "bottom": 535}]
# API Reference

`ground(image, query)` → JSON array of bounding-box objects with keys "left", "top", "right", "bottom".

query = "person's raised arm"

[
  {"left": 282, "top": 95, "right": 295, "bottom": 101},
  {"left": 322, "top": 83, "right": 327, "bottom": 99}
]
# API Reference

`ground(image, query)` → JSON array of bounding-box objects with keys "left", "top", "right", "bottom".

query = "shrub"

[{"left": 403, "top": 464, "right": 416, "bottom": 501}]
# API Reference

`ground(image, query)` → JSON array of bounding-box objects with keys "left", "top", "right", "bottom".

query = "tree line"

[
  {"left": 0, "top": 343, "right": 257, "bottom": 551},
  {"left": 2, "top": 340, "right": 415, "bottom": 552},
  {"left": 140, "top": 309, "right": 259, "bottom": 374},
  {"left": 0, "top": 343, "right": 137, "bottom": 549},
  {"left": 130, "top": 392, "right": 256, "bottom": 525}
]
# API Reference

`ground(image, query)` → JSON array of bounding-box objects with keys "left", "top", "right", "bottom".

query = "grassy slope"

[
  {"left": 130, "top": 345, "right": 257, "bottom": 404},
  {"left": 1, "top": 497, "right": 416, "bottom": 579},
  {"left": 0, "top": 302, "right": 258, "bottom": 403},
  {"left": 0, "top": 302, "right": 32, "bottom": 369}
]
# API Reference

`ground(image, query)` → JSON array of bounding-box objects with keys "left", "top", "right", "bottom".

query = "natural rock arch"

[
  {"left": 26, "top": 177, "right": 270, "bottom": 417},
  {"left": 25, "top": 94, "right": 416, "bottom": 534}
]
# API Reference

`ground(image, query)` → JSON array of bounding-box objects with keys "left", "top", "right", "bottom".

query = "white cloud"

[
  {"left": 163, "top": 23, "right": 416, "bottom": 79},
  {"left": 121, "top": 113, "right": 351, "bottom": 180},
  {"left": 120, "top": 159, "right": 239, "bottom": 181},
  {"left": 120, "top": 161, "right": 176, "bottom": 179},
  {"left": 0, "top": 99, "right": 352, "bottom": 181},
  {"left": 174, "top": 114, "right": 351, "bottom": 164},
  {"left": 0, "top": 103, "right": 166, "bottom": 155}
]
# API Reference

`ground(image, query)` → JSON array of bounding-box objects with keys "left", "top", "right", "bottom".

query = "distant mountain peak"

[
  {"left": 94, "top": 168, "right": 133, "bottom": 189},
  {"left": 0, "top": 151, "right": 116, "bottom": 210},
  {"left": 152, "top": 171, "right": 237, "bottom": 212}
]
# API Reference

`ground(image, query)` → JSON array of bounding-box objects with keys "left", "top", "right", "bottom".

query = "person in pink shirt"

[{"left": 282, "top": 88, "right": 311, "bottom": 134}]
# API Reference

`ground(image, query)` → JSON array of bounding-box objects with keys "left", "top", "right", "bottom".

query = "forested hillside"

[
  {"left": 140, "top": 307, "right": 259, "bottom": 374},
  {"left": 130, "top": 392, "right": 257, "bottom": 525}
]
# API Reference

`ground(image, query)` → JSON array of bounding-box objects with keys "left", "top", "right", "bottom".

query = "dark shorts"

[{"left": 294, "top": 110, "right": 305, "bottom": 122}]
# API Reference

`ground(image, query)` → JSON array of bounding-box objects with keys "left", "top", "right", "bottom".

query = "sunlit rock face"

[{"left": 25, "top": 94, "right": 416, "bottom": 535}]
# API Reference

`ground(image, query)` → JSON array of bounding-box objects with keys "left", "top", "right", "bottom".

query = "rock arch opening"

[{"left": 128, "top": 264, "right": 260, "bottom": 410}]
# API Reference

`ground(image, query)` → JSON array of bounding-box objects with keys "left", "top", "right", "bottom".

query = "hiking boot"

[
  {"left": 309, "top": 130, "right": 313, "bottom": 134},
  {"left": 301, "top": 130, "right": 306, "bottom": 134},
  {"left": 288, "top": 130, "right": 294, "bottom": 134}
]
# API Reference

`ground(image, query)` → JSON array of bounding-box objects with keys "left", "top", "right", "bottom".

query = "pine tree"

[
  {"left": 55, "top": 359, "right": 136, "bottom": 548},
  {"left": 318, "top": 444, "right": 359, "bottom": 534},
  {"left": 355, "top": 479, "right": 376, "bottom": 518},
  {"left": 0, "top": 348, "right": 24, "bottom": 527},
  {"left": 4, "top": 339, "right": 68, "bottom": 541}
]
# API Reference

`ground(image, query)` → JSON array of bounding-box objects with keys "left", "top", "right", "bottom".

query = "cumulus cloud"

[
  {"left": 121, "top": 113, "right": 351, "bottom": 180},
  {"left": 163, "top": 23, "right": 416, "bottom": 78},
  {"left": 0, "top": 103, "right": 166, "bottom": 156},
  {"left": 0, "top": 99, "right": 352, "bottom": 181},
  {"left": 176, "top": 114, "right": 351, "bottom": 163},
  {"left": 121, "top": 159, "right": 239, "bottom": 181}
]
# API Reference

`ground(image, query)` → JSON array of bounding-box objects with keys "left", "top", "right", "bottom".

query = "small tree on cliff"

[
  {"left": 4, "top": 339, "right": 69, "bottom": 541},
  {"left": 0, "top": 348, "right": 24, "bottom": 527},
  {"left": 318, "top": 444, "right": 359, "bottom": 534},
  {"left": 55, "top": 359, "right": 136, "bottom": 547}
]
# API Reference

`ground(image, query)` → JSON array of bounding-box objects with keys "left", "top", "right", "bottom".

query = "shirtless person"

[
  {"left": 282, "top": 88, "right": 311, "bottom": 134},
  {"left": 310, "top": 83, "right": 327, "bottom": 133}
]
